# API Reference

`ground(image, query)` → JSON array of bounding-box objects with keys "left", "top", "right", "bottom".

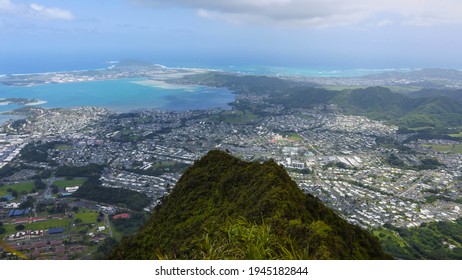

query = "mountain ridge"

[{"left": 110, "top": 150, "right": 389, "bottom": 259}]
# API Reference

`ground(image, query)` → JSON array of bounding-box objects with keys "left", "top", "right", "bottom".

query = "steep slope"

[{"left": 110, "top": 150, "right": 389, "bottom": 260}]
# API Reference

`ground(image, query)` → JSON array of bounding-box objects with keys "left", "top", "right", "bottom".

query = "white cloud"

[
  {"left": 29, "top": 3, "right": 74, "bottom": 20},
  {"left": 135, "top": 0, "right": 462, "bottom": 27},
  {"left": 0, "top": 0, "right": 74, "bottom": 21},
  {"left": 0, "top": 0, "right": 14, "bottom": 11},
  {"left": 375, "top": 20, "right": 393, "bottom": 27}
]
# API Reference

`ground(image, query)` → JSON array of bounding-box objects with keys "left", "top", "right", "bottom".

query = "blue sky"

[{"left": 1, "top": 0, "right": 462, "bottom": 71}]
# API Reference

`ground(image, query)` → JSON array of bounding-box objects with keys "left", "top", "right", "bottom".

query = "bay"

[{"left": 0, "top": 78, "right": 235, "bottom": 113}]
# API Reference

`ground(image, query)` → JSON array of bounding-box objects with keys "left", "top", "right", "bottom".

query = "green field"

[
  {"left": 286, "top": 132, "right": 303, "bottom": 141},
  {"left": 74, "top": 211, "right": 99, "bottom": 224},
  {"left": 0, "top": 182, "right": 35, "bottom": 197},
  {"left": 2, "top": 217, "right": 72, "bottom": 237},
  {"left": 73, "top": 211, "right": 109, "bottom": 236},
  {"left": 53, "top": 179, "right": 87, "bottom": 189},
  {"left": 209, "top": 110, "right": 259, "bottom": 124},
  {"left": 449, "top": 131, "right": 462, "bottom": 139},
  {"left": 54, "top": 144, "right": 72, "bottom": 151},
  {"left": 423, "top": 144, "right": 462, "bottom": 154}
]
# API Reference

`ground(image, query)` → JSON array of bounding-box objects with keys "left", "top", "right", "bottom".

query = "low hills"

[
  {"left": 183, "top": 72, "right": 462, "bottom": 132},
  {"left": 110, "top": 150, "right": 389, "bottom": 259},
  {"left": 273, "top": 86, "right": 462, "bottom": 131}
]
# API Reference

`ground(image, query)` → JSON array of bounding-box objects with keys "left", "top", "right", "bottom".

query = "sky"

[{"left": 1, "top": 0, "right": 462, "bottom": 72}]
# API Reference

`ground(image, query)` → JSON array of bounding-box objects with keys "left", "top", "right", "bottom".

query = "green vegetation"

[
  {"left": 449, "top": 131, "right": 462, "bottom": 139},
  {"left": 423, "top": 144, "right": 462, "bottom": 154},
  {"left": 386, "top": 154, "right": 405, "bottom": 168},
  {"left": 74, "top": 211, "right": 99, "bottom": 224},
  {"left": 54, "top": 144, "right": 72, "bottom": 151},
  {"left": 110, "top": 150, "right": 389, "bottom": 260},
  {"left": 110, "top": 212, "right": 148, "bottom": 239},
  {"left": 53, "top": 179, "right": 87, "bottom": 189},
  {"left": 73, "top": 178, "right": 150, "bottom": 211},
  {"left": 385, "top": 153, "right": 443, "bottom": 170},
  {"left": 417, "top": 158, "right": 444, "bottom": 170},
  {"left": 0, "top": 182, "right": 35, "bottom": 197},
  {"left": 406, "top": 88, "right": 462, "bottom": 104},
  {"left": 187, "top": 73, "right": 462, "bottom": 136},
  {"left": 374, "top": 228, "right": 416, "bottom": 259},
  {"left": 181, "top": 72, "right": 292, "bottom": 92},
  {"left": 0, "top": 164, "right": 23, "bottom": 178},
  {"left": 2, "top": 218, "right": 71, "bottom": 236},
  {"left": 20, "top": 141, "right": 68, "bottom": 163},
  {"left": 208, "top": 109, "right": 259, "bottom": 124},
  {"left": 191, "top": 73, "right": 462, "bottom": 134},
  {"left": 55, "top": 164, "right": 103, "bottom": 179},
  {"left": 286, "top": 133, "right": 303, "bottom": 141},
  {"left": 36, "top": 201, "right": 67, "bottom": 214},
  {"left": 112, "top": 128, "right": 144, "bottom": 142},
  {"left": 324, "top": 161, "right": 349, "bottom": 170},
  {"left": 93, "top": 238, "right": 119, "bottom": 260},
  {"left": 381, "top": 220, "right": 462, "bottom": 259},
  {"left": 0, "top": 223, "right": 5, "bottom": 235},
  {"left": 131, "top": 161, "right": 189, "bottom": 177}
]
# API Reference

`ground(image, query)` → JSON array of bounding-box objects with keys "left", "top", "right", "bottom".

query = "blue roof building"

[
  {"left": 7, "top": 208, "right": 31, "bottom": 217},
  {"left": 48, "top": 228, "right": 65, "bottom": 234},
  {"left": 1, "top": 194, "right": 15, "bottom": 201}
]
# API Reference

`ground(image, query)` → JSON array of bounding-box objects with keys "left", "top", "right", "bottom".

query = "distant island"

[
  {"left": 0, "top": 60, "right": 207, "bottom": 87},
  {"left": 0, "top": 98, "right": 43, "bottom": 106},
  {"left": 2, "top": 61, "right": 462, "bottom": 90}
]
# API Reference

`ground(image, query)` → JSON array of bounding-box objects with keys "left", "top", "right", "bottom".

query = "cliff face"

[{"left": 110, "top": 150, "right": 389, "bottom": 259}]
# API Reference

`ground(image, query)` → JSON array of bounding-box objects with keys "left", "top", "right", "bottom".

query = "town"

[
  {"left": 2, "top": 93, "right": 462, "bottom": 258},
  {"left": 2, "top": 64, "right": 462, "bottom": 259}
]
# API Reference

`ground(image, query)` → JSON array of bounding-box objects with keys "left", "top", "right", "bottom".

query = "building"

[
  {"left": 112, "top": 213, "right": 130, "bottom": 220},
  {"left": 65, "top": 186, "right": 79, "bottom": 193},
  {"left": 48, "top": 228, "right": 65, "bottom": 234}
]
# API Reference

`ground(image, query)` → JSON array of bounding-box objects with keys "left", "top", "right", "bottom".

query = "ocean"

[{"left": 211, "top": 65, "right": 416, "bottom": 77}]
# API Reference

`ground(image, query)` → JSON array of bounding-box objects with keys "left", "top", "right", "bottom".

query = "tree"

[
  {"left": 15, "top": 224, "right": 25, "bottom": 231},
  {"left": 33, "top": 179, "right": 46, "bottom": 190},
  {"left": 51, "top": 185, "right": 59, "bottom": 194},
  {"left": 19, "top": 196, "right": 35, "bottom": 209}
]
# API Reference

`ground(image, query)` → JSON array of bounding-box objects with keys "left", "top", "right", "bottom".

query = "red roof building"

[{"left": 113, "top": 213, "right": 130, "bottom": 220}]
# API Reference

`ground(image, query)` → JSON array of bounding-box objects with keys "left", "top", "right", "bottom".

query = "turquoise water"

[
  {"left": 0, "top": 78, "right": 235, "bottom": 113},
  {"left": 214, "top": 65, "right": 417, "bottom": 77}
]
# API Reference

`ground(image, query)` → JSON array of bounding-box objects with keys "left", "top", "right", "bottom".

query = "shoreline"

[
  {"left": 132, "top": 79, "right": 196, "bottom": 90},
  {"left": 0, "top": 63, "right": 208, "bottom": 77},
  {"left": 0, "top": 62, "right": 426, "bottom": 79},
  {"left": 24, "top": 100, "right": 47, "bottom": 106}
]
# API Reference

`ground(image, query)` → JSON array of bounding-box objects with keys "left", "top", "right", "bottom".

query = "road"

[{"left": 104, "top": 213, "right": 113, "bottom": 238}]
